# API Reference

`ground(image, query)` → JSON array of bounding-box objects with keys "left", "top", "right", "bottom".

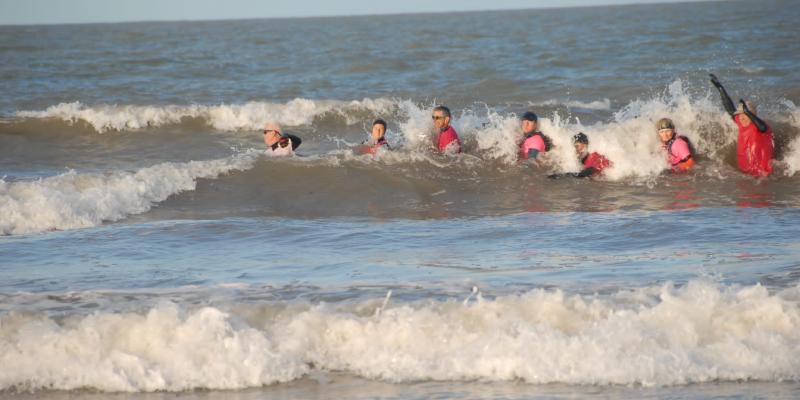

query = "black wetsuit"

[{"left": 271, "top": 134, "right": 302, "bottom": 151}]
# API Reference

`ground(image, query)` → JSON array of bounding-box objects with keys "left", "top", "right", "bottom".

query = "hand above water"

[{"left": 739, "top": 99, "right": 750, "bottom": 113}]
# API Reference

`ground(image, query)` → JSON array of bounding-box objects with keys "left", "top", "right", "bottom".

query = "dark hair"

[
  {"left": 373, "top": 119, "right": 387, "bottom": 129},
  {"left": 573, "top": 132, "right": 589, "bottom": 144},
  {"left": 433, "top": 105, "right": 451, "bottom": 118}
]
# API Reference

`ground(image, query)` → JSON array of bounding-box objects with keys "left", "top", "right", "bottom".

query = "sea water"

[{"left": 2, "top": 1, "right": 800, "bottom": 398}]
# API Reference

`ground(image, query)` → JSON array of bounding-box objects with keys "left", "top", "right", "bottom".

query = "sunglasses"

[{"left": 432, "top": 116, "right": 446, "bottom": 120}]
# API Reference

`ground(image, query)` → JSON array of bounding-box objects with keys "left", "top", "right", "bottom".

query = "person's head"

[
  {"left": 263, "top": 121, "right": 283, "bottom": 147},
  {"left": 735, "top": 101, "right": 757, "bottom": 127},
  {"left": 372, "top": 119, "right": 387, "bottom": 141},
  {"left": 573, "top": 132, "right": 589, "bottom": 155},
  {"left": 432, "top": 106, "right": 451, "bottom": 131},
  {"left": 655, "top": 118, "right": 676, "bottom": 144},
  {"left": 520, "top": 111, "right": 538, "bottom": 134}
]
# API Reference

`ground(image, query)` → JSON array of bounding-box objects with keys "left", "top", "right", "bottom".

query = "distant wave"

[
  {"left": 14, "top": 98, "right": 402, "bottom": 133},
  {"left": 8, "top": 81, "right": 800, "bottom": 187},
  {"left": 0, "top": 151, "right": 259, "bottom": 235},
  {"left": 9, "top": 97, "right": 615, "bottom": 135},
  {"left": 4, "top": 82, "right": 743, "bottom": 183},
  {"left": 1, "top": 281, "right": 798, "bottom": 392},
  {"left": 528, "top": 98, "right": 612, "bottom": 111}
]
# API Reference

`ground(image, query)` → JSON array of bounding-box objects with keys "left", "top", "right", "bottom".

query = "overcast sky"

[{"left": 1, "top": 0, "right": 692, "bottom": 25}]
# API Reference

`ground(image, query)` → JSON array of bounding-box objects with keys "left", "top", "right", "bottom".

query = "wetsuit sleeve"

[
  {"left": 710, "top": 74, "right": 736, "bottom": 117},
  {"left": 549, "top": 170, "right": 593, "bottom": 178},
  {"left": 527, "top": 149, "right": 540, "bottom": 160},
  {"left": 285, "top": 134, "right": 302, "bottom": 150},
  {"left": 574, "top": 168, "right": 597, "bottom": 178},
  {"left": 740, "top": 101, "right": 769, "bottom": 133}
]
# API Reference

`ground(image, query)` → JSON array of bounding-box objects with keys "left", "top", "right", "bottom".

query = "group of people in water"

[{"left": 262, "top": 75, "right": 776, "bottom": 178}]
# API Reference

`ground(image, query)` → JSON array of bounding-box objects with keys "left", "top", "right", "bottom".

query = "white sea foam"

[
  {"left": 0, "top": 152, "right": 259, "bottom": 235},
  {"left": 15, "top": 98, "right": 399, "bottom": 133},
  {"left": 561, "top": 80, "right": 732, "bottom": 181},
  {"left": 0, "top": 302, "right": 307, "bottom": 392},
  {"left": 1, "top": 281, "right": 799, "bottom": 392},
  {"left": 394, "top": 99, "right": 439, "bottom": 151},
  {"left": 384, "top": 81, "right": 736, "bottom": 180},
  {"left": 778, "top": 100, "right": 800, "bottom": 176}
]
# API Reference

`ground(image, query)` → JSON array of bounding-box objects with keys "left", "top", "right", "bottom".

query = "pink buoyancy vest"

[
  {"left": 520, "top": 133, "right": 546, "bottom": 159},
  {"left": 437, "top": 126, "right": 461, "bottom": 153}
]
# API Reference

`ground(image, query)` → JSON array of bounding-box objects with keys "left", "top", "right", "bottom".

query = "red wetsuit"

[{"left": 735, "top": 114, "right": 773, "bottom": 177}]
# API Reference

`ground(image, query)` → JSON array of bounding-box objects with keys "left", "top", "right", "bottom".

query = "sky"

[{"left": 0, "top": 0, "right": 688, "bottom": 25}]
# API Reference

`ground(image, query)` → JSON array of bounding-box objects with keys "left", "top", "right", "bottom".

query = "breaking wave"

[
  {"left": 13, "top": 98, "right": 402, "bottom": 133},
  {"left": 1, "top": 281, "right": 799, "bottom": 392},
  {"left": 0, "top": 151, "right": 259, "bottom": 235}
]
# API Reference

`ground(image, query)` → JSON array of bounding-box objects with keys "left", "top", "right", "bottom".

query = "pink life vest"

[
  {"left": 520, "top": 132, "right": 546, "bottom": 159},
  {"left": 665, "top": 134, "right": 694, "bottom": 170},
  {"left": 365, "top": 138, "right": 389, "bottom": 155},
  {"left": 735, "top": 114, "right": 773, "bottom": 177},
  {"left": 437, "top": 126, "right": 461, "bottom": 154}
]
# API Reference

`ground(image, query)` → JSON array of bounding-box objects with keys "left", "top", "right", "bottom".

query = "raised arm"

[{"left": 710, "top": 74, "right": 736, "bottom": 117}]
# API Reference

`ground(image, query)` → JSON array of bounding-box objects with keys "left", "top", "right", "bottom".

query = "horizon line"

[{"left": 0, "top": 0, "right": 720, "bottom": 27}]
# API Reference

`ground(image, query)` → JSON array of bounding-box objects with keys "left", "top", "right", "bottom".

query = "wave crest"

[
  {"left": 1, "top": 281, "right": 799, "bottom": 391},
  {"left": 15, "top": 98, "right": 400, "bottom": 133},
  {"left": 778, "top": 100, "right": 800, "bottom": 176},
  {"left": 10, "top": 82, "right": 800, "bottom": 184},
  {"left": 0, "top": 152, "right": 258, "bottom": 235}
]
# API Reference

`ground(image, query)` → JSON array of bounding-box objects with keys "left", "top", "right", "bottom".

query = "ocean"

[{"left": 2, "top": 0, "right": 800, "bottom": 398}]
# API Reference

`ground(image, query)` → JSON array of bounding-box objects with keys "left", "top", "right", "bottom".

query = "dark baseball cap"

[{"left": 521, "top": 111, "right": 538, "bottom": 122}]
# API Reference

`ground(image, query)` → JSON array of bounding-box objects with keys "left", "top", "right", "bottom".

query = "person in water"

[
  {"left": 432, "top": 105, "right": 461, "bottom": 154},
  {"left": 655, "top": 118, "right": 695, "bottom": 172},
  {"left": 549, "top": 132, "right": 610, "bottom": 179},
  {"left": 710, "top": 73, "right": 774, "bottom": 177},
  {"left": 263, "top": 122, "right": 302, "bottom": 156},
  {"left": 519, "top": 111, "right": 552, "bottom": 162},
  {"left": 355, "top": 119, "right": 391, "bottom": 155}
]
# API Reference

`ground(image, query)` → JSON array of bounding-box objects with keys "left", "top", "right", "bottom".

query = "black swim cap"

[
  {"left": 521, "top": 111, "right": 538, "bottom": 122},
  {"left": 573, "top": 132, "right": 589, "bottom": 144}
]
